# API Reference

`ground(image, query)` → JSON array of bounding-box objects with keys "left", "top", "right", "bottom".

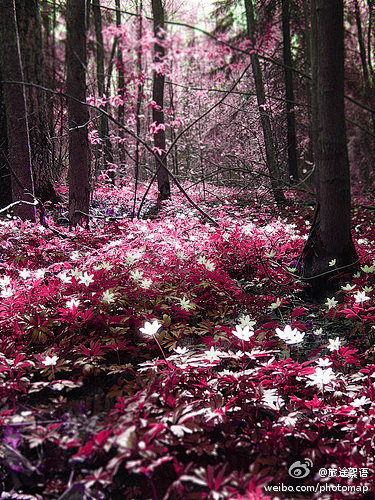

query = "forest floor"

[{"left": 0, "top": 181, "right": 374, "bottom": 499}]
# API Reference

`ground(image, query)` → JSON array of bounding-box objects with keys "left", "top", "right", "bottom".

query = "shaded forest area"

[{"left": 0, "top": 0, "right": 375, "bottom": 499}]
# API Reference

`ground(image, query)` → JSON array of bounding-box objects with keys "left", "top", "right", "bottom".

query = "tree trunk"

[
  {"left": 354, "top": 0, "right": 375, "bottom": 136},
  {"left": 300, "top": 0, "right": 358, "bottom": 291},
  {"left": 15, "top": 0, "right": 56, "bottom": 203},
  {"left": 115, "top": 0, "right": 126, "bottom": 168},
  {"left": 152, "top": 0, "right": 170, "bottom": 202},
  {"left": 0, "top": 0, "right": 35, "bottom": 221},
  {"left": 92, "top": 0, "right": 114, "bottom": 182},
  {"left": 0, "top": 70, "right": 12, "bottom": 208},
  {"left": 66, "top": 0, "right": 90, "bottom": 227},
  {"left": 281, "top": 0, "right": 298, "bottom": 182},
  {"left": 244, "top": 0, "right": 286, "bottom": 206},
  {"left": 302, "top": 0, "right": 314, "bottom": 165},
  {"left": 135, "top": 0, "right": 144, "bottom": 189}
]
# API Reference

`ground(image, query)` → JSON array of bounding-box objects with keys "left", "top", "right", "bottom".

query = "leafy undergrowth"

[{"left": 0, "top": 183, "right": 375, "bottom": 499}]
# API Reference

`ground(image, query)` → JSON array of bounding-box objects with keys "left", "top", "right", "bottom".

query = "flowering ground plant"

[{"left": 0, "top": 182, "right": 374, "bottom": 498}]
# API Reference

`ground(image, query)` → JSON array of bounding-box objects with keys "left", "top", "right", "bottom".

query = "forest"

[{"left": 0, "top": 0, "right": 374, "bottom": 498}]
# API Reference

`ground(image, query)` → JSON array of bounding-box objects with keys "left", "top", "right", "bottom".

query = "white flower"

[
  {"left": 70, "top": 251, "right": 80, "bottom": 261},
  {"left": 329, "top": 259, "right": 336, "bottom": 267},
  {"left": 269, "top": 298, "right": 283, "bottom": 310},
  {"left": 325, "top": 297, "right": 338, "bottom": 309},
  {"left": 179, "top": 297, "right": 193, "bottom": 311},
  {"left": 140, "top": 278, "right": 153, "bottom": 289},
  {"left": 78, "top": 271, "right": 94, "bottom": 286},
  {"left": 327, "top": 337, "right": 341, "bottom": 352},
  {"left": 140, "top": 320, "right": 161, "bottom": 336},
  {"left": 35, "top": 269, "right": 46, "bottom": 279},
  {"left": 351, "top": 396, "right": 371, "bottom": 407},
  {"left": 174, "top": 346, "right": 189, "bottom": 355},
  {"left": 238, "top": 315, "right": 256, "bottom": 329},
  {"left": 66, "top": 298, "right": 80, "bottom": 309},
  {"left": 1, "top": 288, "right": 13, "bottom": 298},
  {"left": 275, "top": 325, "right": 299, "bottom": 342},
  {"left": 307, "top": 367, "right": 336, "bottom": 388},
  {"left": 341, "top": 283, "right": 356, "bottom": 291},
  {"left": 203, "top": 346, "right": 222, "bottom": 363},
  {"left": 197, "top": 255, "right": 206, "bottom": 265},
  {"left": 204, "top": 260, "right": 215, "bottom": 271},
  {"left": 130, "top": 269, "right": 143, "bottom": 281},
  {"left": 262, "top": 389, "right": 285, "bottom": 410},
  {"left": 58, "top": 272, "right": 72, "bottom": 284},
  {"left": 361, "top": 265, "right": 375, "bottom": 273},
  {"left": 232, "top": 325, "right": 254, "bottom": 342},
  {"left": 280, "top": 414, "right": 298, "bottom": 428},
  {"left": 19, "top": 269, "right": 31, "bottom": 280},
  {"left": 71, "top": 268, "right": 81, "bottom": 278},
  {"left": 108, "top": 239, "right": 123, "bottom": 248},
  {"left": 316, "top": 357, "right": 332, "bottom": 367},
  {"left": 313, "top": 328, "right": 323, "bottom": 336},
  {"left": 0, "top": 276, "right": 11, "bottom": 288},
  {"left": 285, "top": 330, "right": 305, "bottom": 345},
  {"left": 42, "top": 355, "right": 59, "bottom": 367},
  {"left": 354, "top": 291, "right": 370, "bottom": 304},
  {"left": 102, "top": 290, "right": 116, "bottom": 304},
  {"left": 94, "top": 261, "right": 112, "bottom": 271}
]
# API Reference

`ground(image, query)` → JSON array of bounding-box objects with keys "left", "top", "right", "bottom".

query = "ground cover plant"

[{"left": 0, "top": 182, "right": 374, "bottom": 499}]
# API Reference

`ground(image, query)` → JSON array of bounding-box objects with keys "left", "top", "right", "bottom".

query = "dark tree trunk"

[
  {"left": 115, "top": 0, "right": 126, "bottom": 167},
  {"left": 152, "top": 0, "right": 170, "bottom": 202},
  {"left": 135, "top": 0, "right": 144, "bottom": 187},
  {"left": 300, "top": 0, "right": 358, "bottom": 290},
  {"left": 244, "top": 0, "right": 286, "bottom": 206},
  {"left": 15, "top": 0, "right": 56, "bottom": 203},
  {"left": 302, "top": 0, "right": 314, "bottom": 165},
  {"left": 40, "top": 0, "right": 56, "bottom": 140},
  {"left": 354, "top": 0, "right": 375, "bottom": 136},
  {"left": 281, "top": 0, "right": 298, "bottom": 182},
  {"left": 0, "top": 0, "right": 35, "bottom": 221},
  {"left": 0, "top": 70, "right": 12, "bottom": 208},
  {"left": 92, "top": 0, "right": 114, "bottom": 181},
  {"left": 66, "top": 0, "right": 90, "bottom": 226}
]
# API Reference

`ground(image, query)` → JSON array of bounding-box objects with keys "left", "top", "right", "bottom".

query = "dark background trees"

[{"left": 0, "top": 0, "right": 373, "bottom": 286}]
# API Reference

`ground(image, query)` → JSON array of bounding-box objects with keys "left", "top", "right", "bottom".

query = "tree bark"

[
  {"left": 0, "top": 0, "right": 35, "bottom": 220},
  {"left": 244, "top": 0, "right": 286, "bottom": 206},
  {"left": 300, "top": 0, "right": 358, "bottom": 290},
  {"left": 135, "top": 0, "right": 144, "bottom": 187},
  {"left": 281, "top": 0, "right": 298, "bottom": 182},
  {"left": 152, "top": 0, "right": 170, "bottom": 202},
  {"left": 115, "top": 0, "right": 126, "bottom": 167},
  {"left": 66, "top": 0, "right": 90, "bottom": 226},
  {"left": 0, "top": 70, "right": 12, "bottom": 208},
  {"left": 354, "top": 0, "right": 375, "bottom": 137},
  {"left": 92, "top": 0, "right": 114, "bottom": 181},
  {"left": 15, "top": 0, "right": 56, "bottom": 203}
]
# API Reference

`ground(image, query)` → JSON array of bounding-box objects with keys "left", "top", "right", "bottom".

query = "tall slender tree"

[
  {"left": 92, "top": 0, "right": 114, "bottom": 180},
  {"left": 15, "top": 0, "right": 56, "bottom": 203},
  {"left": 66, "top": 0, "right": 90, "bottom": 226},
  {"left": 0, "top": 71, "right": 12, "bottom": 208},
  {"left": 300, "top": 0, "right": 358, "bottom": 289},
  {"left": 115, "top": 0, "right": 126, "bottom": 167},
  {"left": 244, "top": 0, "right": 286, "bottom": 205},
  {"left": 281, "top": 0, "right": 298, "bottom": 182},
  {"left": 0, "top": 0, "right": 35, "bottom": 220},
  {"left": 152, "top": 0, "right": 170, "bottom": 202}
]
